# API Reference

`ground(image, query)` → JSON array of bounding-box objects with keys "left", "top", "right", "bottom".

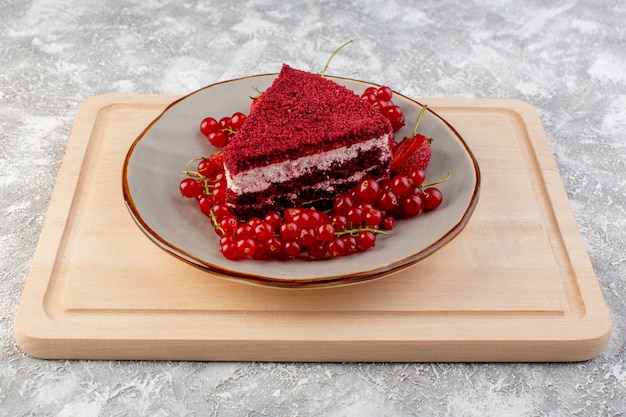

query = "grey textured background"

[{"left": 1, "top": 0, "right": 624, "bottom": 416}]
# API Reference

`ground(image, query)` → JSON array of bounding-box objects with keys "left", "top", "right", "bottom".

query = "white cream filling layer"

[{"left": 225, "top": 134, "right": 392, "bottom": 195}]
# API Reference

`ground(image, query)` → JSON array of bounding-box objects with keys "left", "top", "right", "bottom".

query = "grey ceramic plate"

[{"left": 122, "top": 74, "right": 480, "bottom": 288}]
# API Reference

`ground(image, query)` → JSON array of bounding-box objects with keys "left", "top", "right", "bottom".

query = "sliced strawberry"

[{"left": 391, "top": 133, "right": 432, "bottom": 175}]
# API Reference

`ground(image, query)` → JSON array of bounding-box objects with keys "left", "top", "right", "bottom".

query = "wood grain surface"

[{"left": 14, "top": 95, "right": 612, "bottom": 362}]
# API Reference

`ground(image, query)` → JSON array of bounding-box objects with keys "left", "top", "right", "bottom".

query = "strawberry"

[
  {"left": 249, "top": 87, "right": 264, "bottom": 112},
  {"left": 390, "top": 105, "right": 433, "bottom": 175},
  {"left": 391, "top": 133, "right": 432, "bottom": 175}
]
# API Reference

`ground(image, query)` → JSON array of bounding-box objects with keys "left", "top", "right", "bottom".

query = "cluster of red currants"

[
  {"left": 183, "top": 81, "right": 445, "bottom": 261},
  {"left": 213, "top": 205, "right": 388, "bottom": 260},
  {"left": 179, "top": 154, "right": 446, "bottom": 261},
  {"left": 361, "top": 85, "right": 405, "bottom": 132},
  {"left": 178, "top": 153, "right": 227, "bottom": 215},
  {"left": 199, "top": 112, "right": 247, "bottom": 148}
]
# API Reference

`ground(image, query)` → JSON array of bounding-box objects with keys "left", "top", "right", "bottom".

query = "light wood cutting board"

[{"left": 14, "top": 95, "right": 612, "bottom": 362}]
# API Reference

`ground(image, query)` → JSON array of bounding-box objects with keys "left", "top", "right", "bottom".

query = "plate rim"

[{"left": 122, "top": 74, "right": 481, "bottom": 288}]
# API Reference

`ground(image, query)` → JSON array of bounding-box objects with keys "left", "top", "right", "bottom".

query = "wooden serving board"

[{"left": 15, "top": 95, "right": 611, "bottom": 362}]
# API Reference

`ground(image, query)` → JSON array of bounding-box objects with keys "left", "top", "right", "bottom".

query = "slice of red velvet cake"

[{"left": 222, "top": 64, "right": 394, "bottom": 219}]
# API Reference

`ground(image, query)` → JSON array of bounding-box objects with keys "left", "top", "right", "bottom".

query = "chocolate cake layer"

[{"left": 228, "top": 149, "right": 391, "bottom": 219}]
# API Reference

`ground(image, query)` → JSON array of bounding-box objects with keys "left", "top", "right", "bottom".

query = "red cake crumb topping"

[{"left": 223, "top": 64, "right": 393, "bottom": 174}]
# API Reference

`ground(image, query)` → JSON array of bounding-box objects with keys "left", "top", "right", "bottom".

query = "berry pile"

[
  {"left": 180, "top": 150, "right": 448, "bottom": 261},
  {"left": 361, "top": 85, "right": 405, "bottom": 132},
  {"left": 199, "top": 112, "right": 247, "bottom": 147},
  {"left": 182, "top": 66, "right": 446, "bottom": 261}
]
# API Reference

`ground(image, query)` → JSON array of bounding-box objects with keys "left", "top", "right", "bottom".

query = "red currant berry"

[
  {"left": 207, "top": 131, "right": 228, "bottom": 148},
  {"left": 212, "top": 186, "right": 226, "bottom": 203},
  {"left": 355, "top": 178, "right": 381, "bottom": 203},
  {"left": 330, "top": 214, "right": 349, "bottom": 232},
  {"left": 389, "top": 175, "right": 412, "bottom": 196},
  {"left": 251, "top": 243, "right": 267, "bottom": 260},
  {"left": 315, "top": 223, "right": 335, "bottom": 242},
  {"left": 210, "top": 203, "right": 231, "bottom": 218},
  {"left": 385, "top": 105, "right": 404, "bottom": 123},
  {"left": 327, "top": 237, "right": 346, "bottom": 257},
  {"left": 254, "top": 221, "right": 274, "bottom": 242},
  {"left": 400, "top": 193, "right": 423, "bottom": 216},
  {"left": 292, "top": 211, "right": 313, "bottom": 229},
  {"left": 342, "top": 236, "right": 358, "bottom": 255},
  {"left": 236, "top": 238, "right": 257, "bottom": 257},
  {"left": 390, "top": 118, "right": 405, "bottom": 132},
  {"left": 363, "top": 207, "right": 383, "bottom": 227},
  {"left": 309, "top": 209, "right": 329, "bottom": 227},
  {"left": 408, "top": 169, "right": 426, "bottom": 186},
  {"left": 377, "top": 189, "right": 399, "bottom": 211},
  {"left": 376, "top": 86, "right": 393, "bottom": 102},
  {"left": 412, "top": 186, "right": 425, "bottom": 197},
  {"left": 307, "top": 241, "right": 327, "bottom": 260},
  {"left": 382, "top": 217, "right": 396, "bottom": 230},
  {"left": 376, "top": 99, "right": 393, "bottom": 113},
  {"left": 247, "top": 217, "right": 263, "bottom": 228},
  {"left": 361, "top": 92, "right": 377, "bottom": 104},
  {"left": 283, "top": 207, "right": 304, "bottom": 222},
  {"left": 357, "top": 231, "right": 377, "bottom": 250},
  {"left": 346, "top": 207, "right": 364, "bottom": 226},
  {"left": 219, "top": 214, "right": 239, "bottom": 235},
  {"left": 213, "top": 223, "right": 227, "bottom": 237},
  {"left": 221, "top": 241, "right": 239, "bottom": 260},
  {"left": 264, "top": 236, "right": 284, "bottom": 256},
  {"left": 363, "top": 86, "right": 378, "bottom": 95},
  {"left": 385, "top": 105, "right": 405, "bottom": 132},
  {"left": 297, "top": 227, "right": 316, "bottom": 247},
  {"left": 264, "top": 211, "right": 283, "bottom": 229},
  {"left": 197, "top": 158, "right": 219, "bottom": 178},
  {"left": 218, "top": 116, "right": 232, "bottom": 130},
  {"left": 357, "top": 202, "right": 374, "bottom": 212},
  {"left": 423, "top": 187, "right": 443, "bottom": 210},
  {"left": 193, "top": 179, "right": 204, "bottom": 197},
  {"left": 179, "top": 178, "right": 201, "bottom": 198},
  {"left": 229, "top": 112, "right": 247, "bottom": 130},
  {"left": 282, "top": 241, "right": 302, "bottom": 258},
  {"left": 200, "top": 117, "right": 219, "bottom": 136},
  {"left": 279, "top": 221, "right": 300, "bottom": 241},
  {"left": 235, "top": 224, "right": 255, "bottom": 239},
  {"left": 198, "top": 195, "right": 214, "bottom": 216},
  {"left": 332, "top": 194, "right": 355, "bottom": 215}
]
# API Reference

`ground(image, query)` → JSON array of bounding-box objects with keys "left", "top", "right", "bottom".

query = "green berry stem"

[
  {"left": 319, "top": 40, "right": 353, "bottom": 77},
  {"left": 420, "top": 171, "right": 451, "bottom": 189},
  {"left": 208, "top": 209, "right": 225, "bottom": 236},
  {"left": 222, "top": 126, "right": 237, "bottom": 136},
  {"left": 249, "top": 86, "right": 263, "bottom": 100},
  {"left": 181, "top": 170, "right": 218, "bottom": 195},
  {"left": 411, "top": 105, "right": 428, "bottom": 136},
  {"left": 181, "top": 169, "right": 205, "bottom": 178},
  {"left": 185, "top": 157, "right": 204, "bottom": 167},
  {"left": 334, "top": 225, "right": 390, "bottom": 238}
]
